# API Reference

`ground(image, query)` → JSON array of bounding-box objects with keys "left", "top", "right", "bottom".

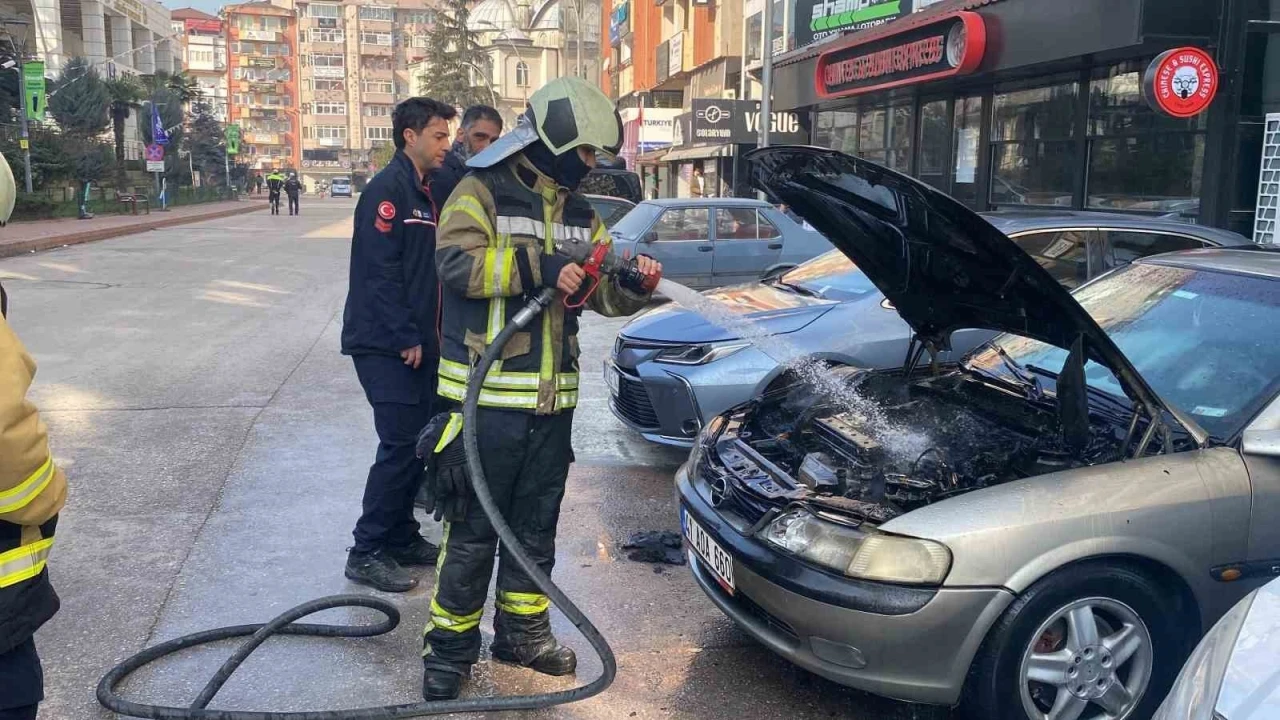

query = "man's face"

[
  {"left": 405, "top": 117, "right": 453, "bottom": 172},
  {"left": 462, "top": 119, "right": 502, "bottom": 156}
]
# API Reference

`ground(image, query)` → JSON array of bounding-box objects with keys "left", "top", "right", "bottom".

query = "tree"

[
  {"left": 417, "top": 0, "right": 492, "bottom": 109},
  {"left": 47, "top": 57, "right": 110, "bottom": 139},
  {"left": 186, "top": 100, "right": 227, "bottom": 186},
  {"left": 104, "top": 75, "right": 144, "bottom": 177},
  {"left": 370, "top": 143, "right": 395, "bottom": 171}
]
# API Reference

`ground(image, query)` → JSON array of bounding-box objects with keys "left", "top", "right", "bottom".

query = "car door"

[
  {"left": 711, "top": 207, "right": 783, "bottom": 286},
  {"left": 1007, "top": 228, "right": 1103, "bottom": 289},
  {"left": 1098, "top": 229, "right": 1210, "bottom": 270},
  {"left": 639, "top": 206, "right": 714, "bottom": 289}
]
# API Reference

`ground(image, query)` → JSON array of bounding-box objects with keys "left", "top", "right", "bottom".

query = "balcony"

[
  {"left": 362, "top": 91, "right": 394, "bottom": 104},
  {"left": 312, "top": 66, "right": 346, "bottom": 79},
  {"left": 359, "top": 43, "right": 393, "bottom": 57},
  {"left": 362, "top": 67, "right": 393, "bottom": 80}
]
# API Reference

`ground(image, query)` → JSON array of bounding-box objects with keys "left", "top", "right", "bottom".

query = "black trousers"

[
  {"left": 287, "top": 194, "right": 299, "bottom": 215},
  {"left": 0, "top": 637, "right": 42, "bottom": 716},
  {"left": 423, "top": 408, "right": 573, "bottom": 669},
  {"left": 268, "top": 190, "right": 281, "bottom": 214},
  {"left": 351, "top": 354, "right": 438, "bottom": 554}
]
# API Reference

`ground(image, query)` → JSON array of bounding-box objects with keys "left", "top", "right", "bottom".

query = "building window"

[
  {"left": 361, "top": 31, "right": 393, "bottom": 46},
  {"left": 412, "top": 35, "right": 429, "bottom": 48},
  {"left": 402, "top": 10, "right": 435, "bottom": 24},
  {"left": 313, "top": 78, "right": 343, "bottom": 91},
  {"left": 363, "top": 80, "right": 394, "bottom": 94},
  {"left": 366, "top": 126, "right": 395, "bottom": 140},
  {"left": 1085, "top": 62, "right": 1207, "bottom": 217},
  {"left": 358, "top": 6, "right": 394, "bottom": 22},
  {"left": 515, "top": 61, "right": 530, "bottom": 87},
  {"left": 309, "top": 28, "right": 343, "bottom": 43},
  {"left": 316, "top": 125, "right": 347, "bottom": 139},
  {"left": 308, "top": 3, "right": 340, "bottom": 18},
  {"left": 311, "top": 53, "right": 344, "bottom": 67},
  {"left": 813, "top": 110, "right": 857, "bottom": 155},
  {"left": 990, "top": 80, "right": 1079, "bottom": 207},
  {"left": 812, "top": 104, "right": 910, "bottom": 172},
  {"left": 918, "top": 100, "right": 949, "bottom": 192},
  {"left": 745, "top": 12, "right": 762, "bottom": 64},
  {"left": 953, "top": 95, "right": 983, "bottom": 206},
  {"left": 314, "top": 102, "right": 346, "bottom": 115},
  {"left": 363, "top": 104, "right": 393, "bottom": 117}
]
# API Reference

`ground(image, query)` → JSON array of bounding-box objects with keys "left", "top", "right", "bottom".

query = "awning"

[
  {"left": 636, "top": 148, "right": 669, "bottom": 164},
  {"left": 664, "top": 144, "right": 733, "bottom": 163}
]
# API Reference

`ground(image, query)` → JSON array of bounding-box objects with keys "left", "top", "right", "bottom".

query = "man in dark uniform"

[
  {"left": 341, "top": 97, "right": 457, "bottom": 592},
  {"left": 284, "top": 172, "right": 302, "bottom": 216},
  {"left": 429, "top": 104, "right": 503, "bottom": 207}
]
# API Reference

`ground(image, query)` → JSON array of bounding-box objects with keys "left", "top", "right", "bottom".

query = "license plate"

[
  {"left": 682, "top": 508, "right": 735, "bottom": 594},
  {"left": 604, "top": 360, "right": 620, "bottom": 395}
]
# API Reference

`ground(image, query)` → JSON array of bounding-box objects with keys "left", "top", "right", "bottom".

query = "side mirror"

[
  {"left": 1243, "top": 429, "right": 1280, "bottom": 458},
  {"left": 643, "top": 231, "right": 658, "bottom": 244}
]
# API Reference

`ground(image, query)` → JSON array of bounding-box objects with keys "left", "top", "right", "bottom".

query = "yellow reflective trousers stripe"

[
  {"left": 0, "top": 537, "right": 54, "bottom": 588},
  {"left": 496, "top": 591, "right": 550, "bottom": 616},
  {"left": 427, "top": 598, "right": 483, "bottom": 633},
  {"left": 0, "top": 457, "right": 54, "bottom": 515}
]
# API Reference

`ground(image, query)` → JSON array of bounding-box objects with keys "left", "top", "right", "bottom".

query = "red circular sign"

[
  {"left": 377, "top": 201, "right": 396, "bottom": 220},
  {"left": 1143, "top": 47, "right": 1218, "bottom": 118}
]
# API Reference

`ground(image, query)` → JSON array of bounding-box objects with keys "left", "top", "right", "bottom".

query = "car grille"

[
  {"left": 613, "top": 373, "right": 660, "bottom": 429},
  {"left": 694, "top": 554, "right": 799, "bottom": 642}
]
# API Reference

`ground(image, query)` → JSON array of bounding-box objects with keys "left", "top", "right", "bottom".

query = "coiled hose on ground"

[{"left": 97, "top": 286, "right": 616, "bottom": 719}]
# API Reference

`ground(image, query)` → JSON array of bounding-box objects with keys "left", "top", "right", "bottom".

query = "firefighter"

[
  {"left": 0, "top": 152, "right": 69, "bottom": 720},
  {"left": 340, "top": 98, "right": 457, "bottom": 593},
  {"left": 420, "top": 78, "right": 662, "bottom": 701}
]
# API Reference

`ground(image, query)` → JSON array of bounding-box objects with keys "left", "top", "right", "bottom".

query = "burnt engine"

[{"left": 736, "top": 368, "right": 1123, "bottom": 521}]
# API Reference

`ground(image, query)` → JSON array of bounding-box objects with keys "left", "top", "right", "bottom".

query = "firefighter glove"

[{"left": 416, "top": 412, "right": 471, "bottom": 522}]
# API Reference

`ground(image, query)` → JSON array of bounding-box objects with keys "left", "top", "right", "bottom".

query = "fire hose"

[{"left": 95, "top": 284, "right": 617, "bottom": 719}]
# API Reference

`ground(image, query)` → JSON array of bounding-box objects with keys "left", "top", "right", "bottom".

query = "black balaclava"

[{"left": 523, "top": 139, "right": 593, "bottom": 191}]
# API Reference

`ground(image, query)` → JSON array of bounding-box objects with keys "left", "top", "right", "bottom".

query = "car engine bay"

[{"left": 718, "top": 366, "right": 1130, "bottom": 523}]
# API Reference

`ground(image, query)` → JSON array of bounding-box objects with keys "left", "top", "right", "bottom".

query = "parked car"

[
  {"left": 609, "top": 210, "right": 1250, "bottom": 446},
  {"left": 608, "top": 198, "right": 831, "bottom": 290},
  {"left": 587, "top": 194, "right": 635, "bottom": 230},
  {"left": 677, "top": 145, "right": 1280, "bottom": 720},
  {"left": 330, "top": 176, "right": 353, "bottom": 198},
  {"left": 1154, "top": 576, "right": 1280, "bottom": 720}
]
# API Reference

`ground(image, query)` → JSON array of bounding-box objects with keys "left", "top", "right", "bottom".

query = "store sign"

[
  {"left": 669, "top": 32, "right": 685, "bottom": 75},
  {"left": 672, "top": 113, "right": 690, "bottom": 147},
  {"left": 691, "top": 99, "right": 805, "bottom": 144},
  {"left": 797, "top": 0, "right": 911, "bottom": 49},
  {"left": 656, "top": 40, "right": 671, "bottom": 84},
  {"left": 1142, "top": 47, "right": 1218, "bottom": 118},
  {"left": 816, "top": 11, "right": 985, "bottom": 99},
  {"left": 621, "top": 107, "right": 682, "bottom": 149},
  {"left": 610, "top": 2, "right": 629, "bottom": 45},
  {"left": 240, "top": 29, "right": 277, "bottom": 41}
]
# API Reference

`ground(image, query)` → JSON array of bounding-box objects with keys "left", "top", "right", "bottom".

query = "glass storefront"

[
  {"left": 990, "top": 81, "right": 1078, "bottom": 208},
  {"left": 953, "top": 96, "right": 983, "bottom": 205}
]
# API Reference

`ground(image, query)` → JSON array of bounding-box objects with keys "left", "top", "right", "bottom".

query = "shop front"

[
  {"left": 769, "top": 0, "right": 1273, "bottom": 236},
  {"left": 664, "top": 99, "right": 807, "bottom": 198}
]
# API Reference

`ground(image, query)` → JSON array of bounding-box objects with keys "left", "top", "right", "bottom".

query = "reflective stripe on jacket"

[
  {"left": 0, "top": 311, "right": 65, "bottom": 653},
  {"left": 435, "top": 155, "right": 647, "bottom": 414}
]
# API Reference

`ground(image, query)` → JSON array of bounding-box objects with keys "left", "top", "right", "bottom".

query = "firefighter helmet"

[
  {"left": 0, "top": 152, "right": 15, "bottom": 225},
  {"left": 468, "top": 77, "right": 623, "bottom": 169}
]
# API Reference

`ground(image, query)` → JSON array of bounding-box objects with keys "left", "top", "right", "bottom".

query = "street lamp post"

[{"left": 760, "top": 0, "right": 774, "bottom": 150}]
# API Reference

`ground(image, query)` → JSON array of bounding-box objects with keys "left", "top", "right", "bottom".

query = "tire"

[{"left": 961, "top": 561, "right": 1190, "bottom": 720}]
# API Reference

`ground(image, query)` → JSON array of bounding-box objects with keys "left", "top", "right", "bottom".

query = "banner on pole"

[
  {"left": 225, "top": 124, "right": 241, "bottom": 155},
  {"left": 22, "top": 62, "right": 44, "bottom": 121}
]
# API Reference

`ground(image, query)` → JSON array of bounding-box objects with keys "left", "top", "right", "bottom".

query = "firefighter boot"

[
  {"left": 490, "top": 609, "right": 577, "bottom": 676},
  {"left": 422, "top": 664, "right": 466, "bottom": 701}
]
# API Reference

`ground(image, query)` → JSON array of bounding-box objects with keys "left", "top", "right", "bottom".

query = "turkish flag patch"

[
  {"left": 374, "top": 218, "right": 392, "bottom": 233},
  {"left": 377, "top": 201, "right": 396, "bottom": 220}
]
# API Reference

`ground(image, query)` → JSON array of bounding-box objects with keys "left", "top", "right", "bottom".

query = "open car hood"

[{"left": 746, "top": 146, "right": 1200, "bottom": 440}]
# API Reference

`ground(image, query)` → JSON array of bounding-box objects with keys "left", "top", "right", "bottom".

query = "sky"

[{"left": 166, "top": 0, "right": 227, "bottom": 16}]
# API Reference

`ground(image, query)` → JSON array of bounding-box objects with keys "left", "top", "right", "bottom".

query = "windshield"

[
  {"left": 778, "top": 250, "right": 879, "bottom": 301},
  {"left": 609, "top": 203, "right": 661, "bottom": 238},
  {"left": 968, "top": 262, "right": 1280, "bottom": 439}
]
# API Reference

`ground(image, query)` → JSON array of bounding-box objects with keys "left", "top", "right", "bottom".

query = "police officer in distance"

[{"left": 341, "top": 97, "right": 457, "bottom": 593}]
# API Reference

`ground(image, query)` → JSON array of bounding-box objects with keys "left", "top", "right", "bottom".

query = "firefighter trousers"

[{"left": 422, "top": 407, "right": 574, "bottom": 671}]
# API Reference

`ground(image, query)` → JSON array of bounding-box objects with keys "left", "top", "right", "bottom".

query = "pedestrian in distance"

[
  {"left": 0, "top": 152, "right": 69, "bottom": 720},
  {"left": 340, "top": 97, "right": 457, "bottom": 593},
  {"left": 254, "top": 174, "right": 264, "bottom": 196},
  {"left": 265, "top": 170, "right": 284, "bottom": 215},
  {"left": 284, "top": 173, "right": 302, "bottom": 216}
]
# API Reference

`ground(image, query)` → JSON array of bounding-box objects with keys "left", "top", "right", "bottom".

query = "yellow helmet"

[
  {"left": 468, "top": 77, "right": 622, "bottom": 168},
  {"left": 0, "top": 152, "right": 16, "bottom": 226}
]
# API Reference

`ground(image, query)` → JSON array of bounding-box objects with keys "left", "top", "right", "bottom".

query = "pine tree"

[
  {"left": 417, "top": 0, "right": 492, "bottom": 109},
  {"left": 187, "top": 100, "right": 227, "bottom": 186},
  {"left": 48, "top": 57, "right": 111, "bottom": 139}
]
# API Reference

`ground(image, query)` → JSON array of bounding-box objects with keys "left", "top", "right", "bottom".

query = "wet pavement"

[{"left": 1, "top": 199, "right": 953, "bottom": 719}]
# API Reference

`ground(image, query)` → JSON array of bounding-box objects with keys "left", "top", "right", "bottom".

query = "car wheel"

[{"left": 962, "top": 562, "right": 1188, "bottom": 720}]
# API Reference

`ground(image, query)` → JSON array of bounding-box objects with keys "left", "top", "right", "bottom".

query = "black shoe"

[
  {"left": 385, "top": 536, "right": 440, "bottom": 567},
  {"left": 345, "top": 549, "right": 416, "bottom": 592},
  {"left": 491, "top": 638, "right": 577, "bottom": 676},
  {"left": 422, "top": 666, "right": 466, "bottom": 701}
]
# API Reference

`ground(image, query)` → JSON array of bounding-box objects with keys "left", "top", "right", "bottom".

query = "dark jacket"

[
  {"left": 284, "top": 177, "right": 302, "bottom": 197},
  {"left": 341, "top": 150, "right": 442, "bottom": 361},
  {"left": 427, "top": 143, "right": 468, "bottom": 210}
]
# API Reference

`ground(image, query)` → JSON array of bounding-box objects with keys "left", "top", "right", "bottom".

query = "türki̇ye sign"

[{"left": 816, "top": 11, "right": 986, "bottom": 99}]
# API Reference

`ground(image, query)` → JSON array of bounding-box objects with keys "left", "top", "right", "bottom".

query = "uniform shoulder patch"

[
  {"left": 377, "top": 201, "right": 396, "bottom": 220},
  {"left": 374, "top": 217, "right": 393, "bottom": 233}
]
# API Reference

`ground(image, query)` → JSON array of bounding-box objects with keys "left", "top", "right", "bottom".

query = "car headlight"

[
  {"left": 655, "top": 342, "right": 750, "bottom": 365},
  {"left": 758, "top": 509, "right": 951, "bottom": 585},
  {"left": 1151, "top": 588, "right": 1256, "bottom": 720},
  {"left": 686, "top": 415, "right": 725, "bottom": 471}
]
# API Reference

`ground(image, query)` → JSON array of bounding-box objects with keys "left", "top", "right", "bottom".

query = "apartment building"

[
  {"left": 280, "top": 0, "right": 439, "bottom": 186},
  {"left": 224, "top": 1, "right": 299, "bottom": 171},
  {"left": 170, "top": 8, "right": 228, "bottom": 122}
]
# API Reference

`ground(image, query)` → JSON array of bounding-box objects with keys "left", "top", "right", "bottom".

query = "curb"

[{"left": 0, "top": 204, "right": 267, "bottom": 259}]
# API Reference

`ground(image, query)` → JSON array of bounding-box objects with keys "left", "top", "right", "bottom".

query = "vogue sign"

[{"left": 816, "top": 11, "right": 985, "bottom": 99}]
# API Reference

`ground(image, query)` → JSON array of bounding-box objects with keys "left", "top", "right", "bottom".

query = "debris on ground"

[{"left": 621, "top": 530, "right": 686, "bottom": 565}]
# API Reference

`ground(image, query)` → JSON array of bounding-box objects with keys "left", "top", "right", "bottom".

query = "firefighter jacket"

[
  {"left": 341, "top": 150, "right": 442, "bottom": 360},
  {"left": 0, "top": 311, "right": 66, "bottom": 654},
  {"left": 435, "top": 154, "right": 648, "bottom": 414}
]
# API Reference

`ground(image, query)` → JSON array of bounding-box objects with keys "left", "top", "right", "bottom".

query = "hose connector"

[{"left": 512, "top": 287, "right": 559, "bottom": 329}]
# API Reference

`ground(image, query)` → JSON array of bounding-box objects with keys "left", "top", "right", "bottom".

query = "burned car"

[{"left": 677, "top": 146, "right": 1280, "bottom": 720}]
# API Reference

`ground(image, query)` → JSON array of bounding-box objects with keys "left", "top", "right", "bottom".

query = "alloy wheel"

[{"left": 1017, "top": 596, "right": 1153, "bottom": 720}]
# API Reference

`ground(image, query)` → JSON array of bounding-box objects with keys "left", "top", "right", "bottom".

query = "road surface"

[{"left": 0, "top": 198, "right": 949, "bottom": 719}]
